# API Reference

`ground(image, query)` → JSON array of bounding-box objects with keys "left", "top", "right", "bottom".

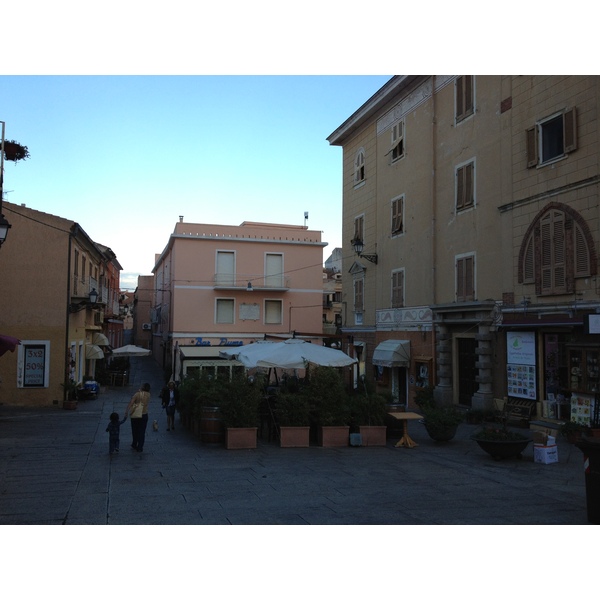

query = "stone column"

[
  {"left": 434, "top": 324, "right": 453, "bottom": 406},
  {"left": 472, "top": 323, "right": 495, "bottom": 411}
]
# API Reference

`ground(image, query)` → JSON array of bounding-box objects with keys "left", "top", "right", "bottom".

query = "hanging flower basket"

[{"left": 2, "top": 140, "right": 30, "bottom": 162}]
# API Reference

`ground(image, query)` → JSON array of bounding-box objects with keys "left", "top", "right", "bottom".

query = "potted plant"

[
  {"left": 276, "top": 388, "right": 311, "bottom": 448},
  {"left": 414, "top": 386, "right": 463, "bottom": 442},
  {"left": 2, "top": 140, "right": 30, "bottom": 162},
  {"left": 219, "top": 372, "right": 262, "bottom": 449},
  {"left": 61, "top": 379, "right": 79, "bottom": 410},
  {"left": 561, "top": 420, "right": 589, "bottom": 444},
  {"left": 350, "top": 391, "right": 388, "bottom": 446},
  {"left": 309, "top": 366, "right": 350, "bottom": 447},
  {"left": 471, "top": 403, "right": 532, "bottom": 460}
]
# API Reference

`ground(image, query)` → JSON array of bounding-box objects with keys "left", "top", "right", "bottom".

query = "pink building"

[{"left": 152, "top": 220, "right": 327, "bottom": 380}]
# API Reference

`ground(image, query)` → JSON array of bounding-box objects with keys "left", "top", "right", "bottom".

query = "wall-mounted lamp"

[
  {"left": 0, "top": 214, "right": 11, "bottom": 247},
  {"left": 246, "top": 282, "right": 254, "bottom": 292},
  {"left": 351, "top": 237, "right": 378, "bottom": 264},
  {"left": 88, "top": 288, "right": 99, "bottom": 304}
]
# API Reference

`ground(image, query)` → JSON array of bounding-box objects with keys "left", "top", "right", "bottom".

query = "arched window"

[{"left": 518, "top": 203, "right": 596, "bottom": 296}]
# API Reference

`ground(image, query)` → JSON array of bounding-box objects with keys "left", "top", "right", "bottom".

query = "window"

[
  {"left": 265, "top": 253, "right": 284, "bottom": 288},
  {"left": 354, "top": 278, "right": 364, "bottom": 312},
  {"left": 456, "top": 254, "right": 475, "bottom": 302},
  {"left": 354, "top": 149, "right": 365, "bottom": 184},
  {"left": 391, "top": 195, "right": 404, "bottom": 236},
  {"left": 353, "top": 215, "right": 364, "bottom": 244},
  {"left": 390, "top": 121, "right": 404, "bottom": 161},
  {"left": 455, "top": 75, "right": 474, "bottom": 122},
  {"left": 264, "top": 300, "right": 282, "bottom": 324},
  {"left": 216, "top": 251, "right": 235, "bottom": 286},
  {"left": 216, "top": 299, "right": 234, "bottom": 324},
  {"left": 391, "top": 269, "right": 404, "bottom": 308},
  {"left": 81, "top": 255, "right": 86, "bottom": 283},
  {"left": 518, "top": 204, "right": 596, "bottom": 296},
  {"left": 526, "top": 108, "right": 577, "bottom": 167},
  {"left": 456, "top": 161, "right": 475, "bottom": 211}
]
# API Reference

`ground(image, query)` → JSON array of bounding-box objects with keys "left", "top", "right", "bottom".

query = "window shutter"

[
  {"left": 392, "top": 198, "right": 403, "bottom": 234},
  {"left": 392, "top": 271, "right": 404, "bottom": 308},
  {"left": 552, "top": 215, "right": 566, "bottom": 292},
  {"left": 574, "top": 222, "right": 590, "bottom": 277},
  {"left": 456, "top": 166, "right": 465, "bottom": 209},
  {"left": 540, "top": 216, "right": 552, "bottom": 292},
  {"left": 354, "top": 279, "right": 363, "bottom": 311},
  {"left": 465, "top": 163, "right": 474, "bottom": 207},
  {"left": 465, "top": 256, "right": 474, "bottom": 300},
  {"left": 456, "top": 259, "right": 464, "bottom": 301},
  {"left": 464, "top": 76, "right": 473, "bottom": 114},
  {"left": 526, "top": 126, "right": 538, "bottom": 168},
  {"left": 456, "top": 76, "right": 464, "bottom": 119},
  {"left": 563, "top": 107, "right": 577, "bottom": 153},
  {"left": 523, "top": 235, "right": 535, "bottom": 283}
]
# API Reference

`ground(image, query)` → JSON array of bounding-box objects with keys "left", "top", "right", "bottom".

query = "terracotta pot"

[
  {"left": 225, "top": 427, "right": 258, "bottom": 449},
  {"left": 318, "top": 426, "right": 349, "bottom": 447},
  {"left": 358, "top": 425, "right": 387, "bottom": 446},
  {"left": 279, "top": 426, "right": 310, "bottom": 448},
  {"left": 63, "top": 400, "right": 78, "bottom": 410}
]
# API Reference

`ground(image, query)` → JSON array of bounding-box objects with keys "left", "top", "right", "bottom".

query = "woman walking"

[
  {"left": 160, "top": 381, "right": 179, "bottom": 431},
  {"left": 126, "top": 382, "right": 151, "bottom": 452}
]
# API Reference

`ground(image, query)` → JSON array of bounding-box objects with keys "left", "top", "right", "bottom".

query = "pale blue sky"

[{"left": 1, "top": 75, "right": 391, "bottom": 289}]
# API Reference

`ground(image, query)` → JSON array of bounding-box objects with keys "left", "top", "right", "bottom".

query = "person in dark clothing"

[
  {"left": 160, "top": 381, "right": 179, "bottom": 431},
  {"left": 106, "top": 411, "right": 127, "bottom": 454}
]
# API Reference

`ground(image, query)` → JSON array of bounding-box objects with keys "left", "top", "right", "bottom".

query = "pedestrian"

[
  {"left": 160, "top": 381, "right": 179, "bottom": 431},
  {"left": 126, "top": 382, "right": 151, "bottom": 452},
  {"left": 106, "top": 411, "right": 127, "bottom": 454}
]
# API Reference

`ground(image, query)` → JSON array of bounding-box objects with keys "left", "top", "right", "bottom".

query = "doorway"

[{"left": 457, "top": 337, "right": 477, "bottom": 407}]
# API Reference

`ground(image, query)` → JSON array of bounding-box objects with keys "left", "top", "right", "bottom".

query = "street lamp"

[
  {"left": 350, "top": 237, "right": 378, "bottom": 264},
  {"left": 88, "top": 288, "right": 99, "bottom": 304},
  {"left": 0, "top": 213, "right": 11, "bottom": 247}
]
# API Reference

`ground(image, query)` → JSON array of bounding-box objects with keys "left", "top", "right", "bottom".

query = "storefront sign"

[
  {"left": 23, "top": 344, "right": 47, "bottom": 387},
  {"left": 191, "top": 338, "right": 243, "bottom": 347},
  {"left": 584, "top": 314, "right": 600, "bottom": 334}
]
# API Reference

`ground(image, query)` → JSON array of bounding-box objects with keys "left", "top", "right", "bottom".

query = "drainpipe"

[{"left": 431, "top": 76, "right": 438, "bottom": 380}]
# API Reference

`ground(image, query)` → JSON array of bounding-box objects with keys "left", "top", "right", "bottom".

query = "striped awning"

[
  {"left": 86, "top": 344, "right": 104, "bottom": 360},
  {"left": 92, "top": 332, "right": 110, "bottom": 346},
  {"left": 372, "top": 340, "right": 410, "bottom": 367}
]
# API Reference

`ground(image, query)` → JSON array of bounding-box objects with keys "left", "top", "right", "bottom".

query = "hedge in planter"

[
  {"left": 220, "top": 373, "right": 263, "bottom": 449},
  {"left": 276, "top": 389, "right": 311, "bottom": 447}
]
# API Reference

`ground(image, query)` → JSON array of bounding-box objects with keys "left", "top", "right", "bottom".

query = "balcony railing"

[{"left": 213, "top": 273, "right": 290, "bottom": 290}]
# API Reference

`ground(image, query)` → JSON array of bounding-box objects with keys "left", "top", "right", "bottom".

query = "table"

[{"left": 387, "top": 412, "right": 423, "bottom": 448}]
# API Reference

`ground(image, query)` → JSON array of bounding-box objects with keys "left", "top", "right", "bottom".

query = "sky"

[{"left": 1, "top": 74, "right": 391, "bottom": 289}]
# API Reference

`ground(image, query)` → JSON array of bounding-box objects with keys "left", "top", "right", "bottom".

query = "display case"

[{"left": 568, "top": 348, "right": 600, "bottom": 394}]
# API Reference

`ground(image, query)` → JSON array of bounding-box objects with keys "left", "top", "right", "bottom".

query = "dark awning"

[{"left": 372, "top": 339, "right": 410, "bottom": 367}]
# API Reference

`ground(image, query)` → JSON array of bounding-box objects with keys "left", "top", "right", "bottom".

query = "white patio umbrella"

[
  {"left": 227, "top": 338, "right": 356, "bottom": 370},
  {"left": 219, "top": 341, "right": 275, "bottom": 367},
  {"left": 111, "top": 344, "right": 152, "bottom": 357}
]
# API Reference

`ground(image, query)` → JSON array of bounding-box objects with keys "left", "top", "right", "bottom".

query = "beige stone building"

[
  {"left": 0, "top": 202, "right": 122, "bottom": 407},
  {"left": 329, "top": 76, "right": 600, "bottom": 420},
  {"left": 151, "top": 219, "right": 327, "bottom": 381}
]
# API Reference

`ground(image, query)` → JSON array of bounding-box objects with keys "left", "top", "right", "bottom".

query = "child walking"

[{"left": 106, "top": 412, "right": 127, "bottom": 454}]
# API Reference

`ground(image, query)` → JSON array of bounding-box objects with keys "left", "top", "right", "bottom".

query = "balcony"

[{"left": 213, "top": 273, "right": 290, "bottom": 291}]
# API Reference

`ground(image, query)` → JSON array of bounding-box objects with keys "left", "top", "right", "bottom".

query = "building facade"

[
  {"left": 151, "top": 219, "right": 327, "bottom": 381},
  {"left": 329, "top": 76, "right": 600, "bottom": 420},
  {"left": 0, "top": 201, "right": 122, "bottom": 407}
]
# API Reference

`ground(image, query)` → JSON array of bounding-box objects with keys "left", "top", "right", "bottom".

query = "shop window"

[
  {"left": 415, "top": 360, "right": 431, "bottom": 388},
  {"left": 569, "top": 348, "right": 600, "bottom": 394}
]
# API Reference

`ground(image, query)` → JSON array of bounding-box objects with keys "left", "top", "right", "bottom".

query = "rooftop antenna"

[{"left": 304, "top": 211, "right": 308, "bottom": 227}]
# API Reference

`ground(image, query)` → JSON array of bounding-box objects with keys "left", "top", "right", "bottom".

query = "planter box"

[
  {"left": 318, "top": 426, "right": 349, "bottom": 447},
  {"left": 279, "top": 426, "right": 310, "bottom": 448},
  {"left": 226, "top": 427, "right": 258, "bottom": 449},
  {"left": 359, "top": 425, "right": 387, "bottom": 446}
]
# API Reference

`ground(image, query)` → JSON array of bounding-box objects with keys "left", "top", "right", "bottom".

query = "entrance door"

[
  {"left": 391, "top": 367, "right": 408, "bottom": 407},
  {"left": 457, "top": 337, "right": 477, "bottom": 407}
]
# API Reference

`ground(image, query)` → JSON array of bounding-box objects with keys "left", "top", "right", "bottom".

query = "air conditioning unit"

[{"left": 142, "top": 323, "right": 152, "bottom": 331}]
